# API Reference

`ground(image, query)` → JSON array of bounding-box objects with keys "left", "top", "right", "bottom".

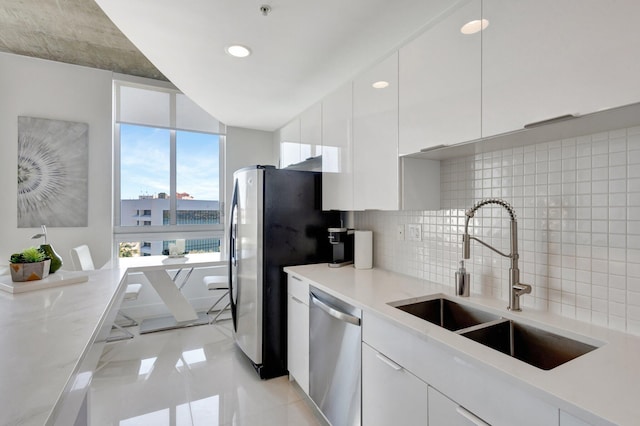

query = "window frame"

[{"left": 112, "top": 78, "right": 226, "bottom": 252}]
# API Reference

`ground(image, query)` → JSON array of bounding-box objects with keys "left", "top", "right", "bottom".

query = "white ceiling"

[{"left": 94, "top": 0, "right": 457, "bottom": 131}]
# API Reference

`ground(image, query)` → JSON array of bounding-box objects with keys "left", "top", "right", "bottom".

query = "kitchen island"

[
  {"left": 0, "top": 252, "right": 226, "bottom": 425},
  {"left": 285, "top": 263, "right": 640, "bottom": 425},
  {"left": 0, "top": 267, "right": 126, "bottom": 426}
]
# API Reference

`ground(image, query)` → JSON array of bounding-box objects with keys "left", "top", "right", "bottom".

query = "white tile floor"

[{"left": 90, "top": 322, "right": 324, "bottom": 425}]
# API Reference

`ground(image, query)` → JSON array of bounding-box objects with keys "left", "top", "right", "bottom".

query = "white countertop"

[
  {"left": 285, "top": 264, "right": 640, "bottom": 425},
  {"left": 0, "top": 267, "right": 126, "bottom": 426}
]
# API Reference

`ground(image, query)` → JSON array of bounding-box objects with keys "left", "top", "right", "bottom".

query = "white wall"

[
  {"left": 0, "top": 52, "right": 114, "bottom": 268},
  {"left": 356, "top": 127, "right": 640, "bottom": 336}
]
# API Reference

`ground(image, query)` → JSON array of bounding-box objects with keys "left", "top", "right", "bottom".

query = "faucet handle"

[
  {"left": 513, "top": 283, "right": 532, "bottom": 296},
  {"left": 509, "top": 283, "right": 532, "bottom": 311}
]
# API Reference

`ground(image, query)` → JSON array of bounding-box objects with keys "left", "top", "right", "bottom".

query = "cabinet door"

[
  {"left": 279, "top": 118, "right": 301, "bottom": 168},
  {"left": 428, "top": 386, "right": 489, "bottom": 426},
  {"left": 287, "top": 275, "right": 309, "bottom": 394},
  {"left": 483, "top": 0, "right": 640, "bottom": 138},
  {"left": 399, "top": 0, "right": 481, "bottom": 155},
  {"left": 353, "top": 52, "right": 399, "bottom": 210},
  {"left": 300, "top": 102, "right": 322, "bottom": 162},
  {"left": 322, "top": 82, "right": 354, "bottom": 210},
  {"left": 362, "top": 343, "right": 428, "bottom": 426}
]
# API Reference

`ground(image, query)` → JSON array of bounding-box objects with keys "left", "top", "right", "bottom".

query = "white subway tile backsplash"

[
  {"left": 592, "top": 180, "right": 609, "bottom": 194},
  {"left": 592, "top": 154, "right": 609, "bottom": 168},
  {"left": 627, "top": 148, "right": 640, "bottom": 164},
  {"left": 628, "top": 305, "right": 640, "bottom": 322},
  {"left": 356, "top": 127, "right": 640, "bottom": 336},
  {"left": 610, "top": 151, "right": 627, "bottom": 166},
  {"left": 629, "top": 167, "right": 640, "bottom": 178}
]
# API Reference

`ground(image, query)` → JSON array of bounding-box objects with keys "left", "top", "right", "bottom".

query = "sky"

[{"left": 120, "top": 124, "right": 220, "bottom": 201}]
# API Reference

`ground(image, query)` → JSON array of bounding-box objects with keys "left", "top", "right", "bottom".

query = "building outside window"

[{"left": 113, "top": 79, "right": 225, "bottom": 257}]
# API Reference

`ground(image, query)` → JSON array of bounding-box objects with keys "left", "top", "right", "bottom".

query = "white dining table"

[{"left": 117, "top": 252, "right": 227, "bottom": 333}]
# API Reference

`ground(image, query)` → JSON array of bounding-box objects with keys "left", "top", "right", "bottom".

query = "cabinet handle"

[
  {"left": 375, "top": 352, "right": 402, "bottom": 371},
  {"left": 419, "top": 144, "right": 447, "bottom": 153},
  {"left": 523, "top": 114, "right": 576, "bottom": 129},
  {"left": 291, "top": 296, "right": 305, "bottom": 305},
  {"left": 291, "top": 275, "right": 302, "bottom": 282},
  {"left": 455, "top": 406, "right": 489, "bottom": 426}
]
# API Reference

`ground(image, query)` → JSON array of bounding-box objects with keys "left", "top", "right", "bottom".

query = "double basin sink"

[{"left": 388, "top": 295, "right": 599, "bottom": 370}]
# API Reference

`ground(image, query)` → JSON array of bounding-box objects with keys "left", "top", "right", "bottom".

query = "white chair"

[
  {"left": 203, "top": 273, "right": 230, "bottom": 323},
  {"left": 70, "top": 245, "right": 141, "bottom": 340}
]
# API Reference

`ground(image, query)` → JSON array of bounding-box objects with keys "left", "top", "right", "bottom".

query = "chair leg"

[
  {"left": 206, "top": 291, "right": 229, "bottom": 315},
  {"left": 211, "top": 302, "right": 231, "bottom": 323},
  {"left": 107, "top": 323, "right": 135, "bottom": 342}
]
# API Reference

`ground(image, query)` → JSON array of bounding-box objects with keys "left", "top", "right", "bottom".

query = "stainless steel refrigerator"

[{"left": 228, "top": 165, "right": 339, "bottom": 379}]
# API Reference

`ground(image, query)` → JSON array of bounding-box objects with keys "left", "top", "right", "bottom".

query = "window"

[{"left": 113, "top": 80, "right": 225, "bottom": 257}]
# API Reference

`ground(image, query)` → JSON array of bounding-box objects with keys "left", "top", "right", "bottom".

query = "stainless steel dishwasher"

[{"left": 309, "top": 286, "right": 362, "bottom": 426}]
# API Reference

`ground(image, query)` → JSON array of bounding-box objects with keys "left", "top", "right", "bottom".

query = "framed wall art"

[{"left": 17, "top": 116, "right": 89, "bottom": 228}]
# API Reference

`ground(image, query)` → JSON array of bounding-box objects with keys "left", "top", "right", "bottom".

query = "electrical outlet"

[
  {"left": 397, "top": 224, "right": 405, "bottom": 240},
  {"left": 407, "top": 224, "right": 422, "bottom": 241}
]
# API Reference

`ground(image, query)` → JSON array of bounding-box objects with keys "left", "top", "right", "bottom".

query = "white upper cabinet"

[
  {"left": 322, "top": 82, "right": 354, "bottom": 211},
  {"left": 278, "top": 103, "right": 322, "bottom": 168},
  {"left": 399, "top": 0, "right": 481, "bottom": 155},
  {"left": 279, "top": 118, "right": 301, "bottom": 168},
  {"left": 300, "top": 102, "right": 322, "bottom": 161},
  {"left": 353, "top": 52, "right": 399, "bottom": 210},
  {"left": 482, "top": 0, "right": 640, "bottom": 138}
]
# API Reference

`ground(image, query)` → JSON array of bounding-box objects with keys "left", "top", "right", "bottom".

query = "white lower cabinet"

[
  {"left": 428, "top": 386, "right": 488, "bottom": 426},
  {"left": 287, "top": 275, "right": 309, "bottom": 394},
  {"left": 362, "top": 343, "right": 428, "bottom": 425},
  {"left": 362, "top": 311, "right": 559, "bottom": 426}
]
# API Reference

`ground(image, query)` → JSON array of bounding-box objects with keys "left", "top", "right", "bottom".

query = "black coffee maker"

[{"left": 328, "top": 227, "right": 354, "bottom": 268}]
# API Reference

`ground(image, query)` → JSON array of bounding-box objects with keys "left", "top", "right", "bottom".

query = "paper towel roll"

[
  {"left": 176, "top": 239, "right": 186, "bottom": 254},
  {"left": 354, "top": 230, "right": 373, "bottom": 269}
]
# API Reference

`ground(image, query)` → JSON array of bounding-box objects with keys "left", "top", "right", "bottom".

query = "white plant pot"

[{"left": 10, "top": 260, "right": 51, "bottom": 282}]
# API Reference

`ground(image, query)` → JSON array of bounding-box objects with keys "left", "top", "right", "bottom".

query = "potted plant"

[{"left": 9, "top": 247, "right": 52, "bottom": 282}]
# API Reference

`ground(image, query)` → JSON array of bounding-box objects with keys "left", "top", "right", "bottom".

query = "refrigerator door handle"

[
  {"left": 310, "top": 292, "right": 361, "bottom": 326},
  {"left": 231, "top": 223, "right": 237, "bottom": 267},
  {"left": 228, "top": 179, "right": 239, "bottom": 330}
]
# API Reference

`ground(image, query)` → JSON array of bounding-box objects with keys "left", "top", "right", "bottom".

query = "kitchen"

[{"left": 1, "top": 0, "right": 640, "bottom": 425}]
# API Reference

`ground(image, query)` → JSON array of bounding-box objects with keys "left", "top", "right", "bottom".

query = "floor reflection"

[
  {"left": 119, "top": 395, "right": 220, "bottom": 426},
  {"left": 90, "top": 322, "right": 322, "bottom": 426}
]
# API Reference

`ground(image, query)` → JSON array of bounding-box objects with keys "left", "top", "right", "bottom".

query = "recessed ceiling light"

[
  {"left": 460, "top": 19, "right": 489, "bottom": 35},
  {"left": 226, "top": 45, "right": 251, "bottom": 58},
  {"left": 372, "top": 81, "right": 389, "bottom": 89}
]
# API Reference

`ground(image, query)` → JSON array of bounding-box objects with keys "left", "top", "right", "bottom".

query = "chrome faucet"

[{"left": 462, "top": 198, "right": 532, "bottom": 311}]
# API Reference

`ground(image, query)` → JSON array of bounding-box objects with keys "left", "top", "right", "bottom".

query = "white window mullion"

[
  {"left": 170, "top": 129, "right": 177, "bottom": 225},
  {"left": 114, "top": 122, "right": 122, "bottom": 227},
  {"left": 169, "top": 92, "right": 177, "bottom": 226},
  {"left": 113, "top": 82, "right": 123, "bottom": 260}
]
